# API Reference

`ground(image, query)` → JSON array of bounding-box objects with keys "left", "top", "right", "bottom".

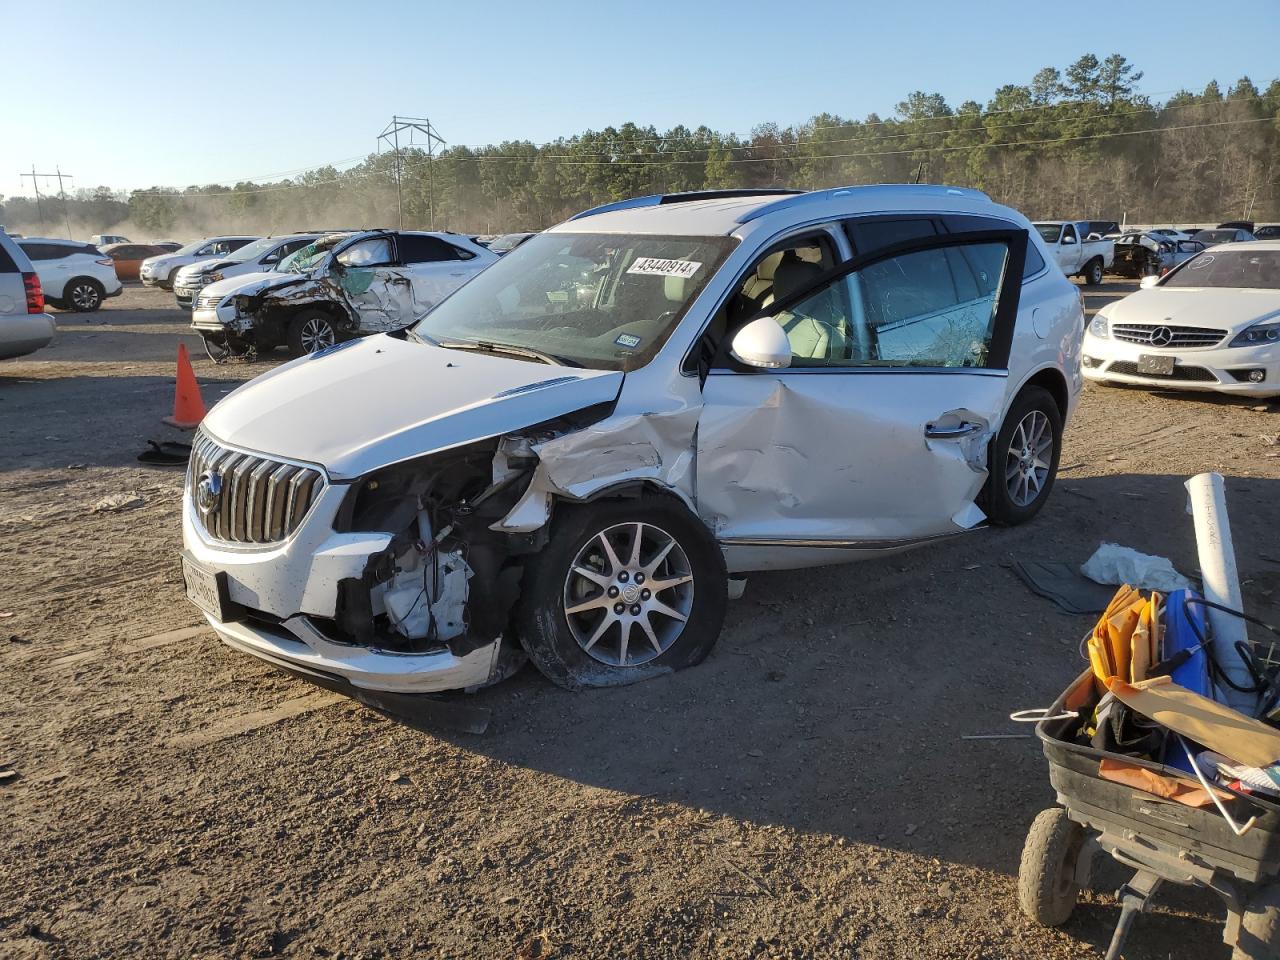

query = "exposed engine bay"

[{"left": 323, "top": 412, "right": 607, "bottom": 660}]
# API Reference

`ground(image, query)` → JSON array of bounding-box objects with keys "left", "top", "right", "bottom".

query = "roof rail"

[
  {"left": 568, "top": 188, "right": 805, "bottom": 222},
  {"left": 735, "top": 184, "right": 992, "bottom": 224}
]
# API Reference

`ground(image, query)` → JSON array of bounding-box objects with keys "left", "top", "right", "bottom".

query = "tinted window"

[
  {"left": 0, "top": 243, "right": 16, "bottom": 272},
  {"left": 20, "top": 243, "right": 76, "bottom": 261},
  {"left": 398, "top": 234, "right": 468, "bottom": 263},
  {"left": 770, "top": 240, "right": 1010, "bottom": 368},
  {"left": 1061, "top": 224, "right": 1077, "bottom": 243},
  {"left": 942, "top": 215, "right": 1046, "bottom": 279},
  {"left": 844, "top": 217, "right": 936, "bottom": 254},
  {"left": 225, "top": 238, "right": 253, "bottom": 253}
]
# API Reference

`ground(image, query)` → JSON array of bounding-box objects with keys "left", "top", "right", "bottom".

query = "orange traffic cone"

[{"left": 162, "top": 343, "right": 207, "bottom": 430}]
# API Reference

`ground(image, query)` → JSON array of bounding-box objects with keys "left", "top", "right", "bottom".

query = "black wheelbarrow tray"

[{"left": 1020, "top": 668, "right": 1280, "bottom": 959}]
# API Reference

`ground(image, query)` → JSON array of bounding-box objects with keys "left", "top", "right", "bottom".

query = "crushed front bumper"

[
  {"left": 205, "top": 614, "right": 501, "bottom": 694},
  {"left": 181, "top": 466, "right": 500, "bottom": 693}
]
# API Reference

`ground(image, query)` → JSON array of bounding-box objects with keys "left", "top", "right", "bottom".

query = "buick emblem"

[
  {"left": 1150, "top": 326, "right": 1173, "bottom": 347},
  {"left": 196, "top": 471, "right": 223, "bottom": 518}
]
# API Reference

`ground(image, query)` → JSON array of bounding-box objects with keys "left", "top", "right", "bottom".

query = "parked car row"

[{"left": 189, "top": 230, "right": 497, "bottom": 359}]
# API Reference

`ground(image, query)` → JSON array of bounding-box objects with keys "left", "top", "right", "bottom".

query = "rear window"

[
  {"left": 398, "top": 233, "right": 473, "bottom": 263},
  {"left": 0, "top": 242, "right": 17, "bottom": 272}
]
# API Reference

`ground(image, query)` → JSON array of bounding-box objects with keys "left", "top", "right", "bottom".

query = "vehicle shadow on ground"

[
  {"left": 1090, "top": 380, "right": 1280, "bottom": 411},
  {"left": 0, "top": 374, "right": 244, "bottom": 473},
  {"left": 356, "top": 472, "right": 1278, "bottom": 958}
]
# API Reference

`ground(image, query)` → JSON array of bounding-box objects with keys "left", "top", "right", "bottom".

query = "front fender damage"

[
  {"left": 494, "top": 407, "right": 700, "bottom": 533},
  {"left": 321, "top": 403, "right": 701, "bottom": 690}
]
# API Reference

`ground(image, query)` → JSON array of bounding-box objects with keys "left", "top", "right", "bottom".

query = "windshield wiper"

[{"left": 438, "top": 338, "right": 581, "bottom": 367}]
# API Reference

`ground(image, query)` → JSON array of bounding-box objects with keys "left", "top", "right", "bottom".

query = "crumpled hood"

[
  {"left": 202, "top": 334, "right": 624, "bottom": 480},
  {"left": 1107, "top": 287, "right": 1280, "bottom": 334},
  {"left": 199, "top": 270, "right": 300, "bottom": 303},
  {"left": 179, "top": 258, "right": 236, "bottom": 279}
]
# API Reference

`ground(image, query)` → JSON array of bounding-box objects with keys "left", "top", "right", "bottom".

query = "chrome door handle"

[{"left": 925, "top": 420, "right": 983, "bottom": 439}]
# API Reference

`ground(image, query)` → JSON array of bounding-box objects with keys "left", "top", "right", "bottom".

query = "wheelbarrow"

[{"left": 1019, "top": 669, "right": 1280, "bottom": 959}]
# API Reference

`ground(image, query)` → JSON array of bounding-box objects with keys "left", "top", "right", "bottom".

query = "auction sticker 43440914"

[{"left": 626, "top": 257, "right": 701, "bottom": 279}]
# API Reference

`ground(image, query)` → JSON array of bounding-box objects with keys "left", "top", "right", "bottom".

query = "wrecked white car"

[
  {"left": 181, "top": 185, "right": 1083, "bottom": 694},
  {"left": 189, "top": 230, "right": 497, "bottom": 358}
]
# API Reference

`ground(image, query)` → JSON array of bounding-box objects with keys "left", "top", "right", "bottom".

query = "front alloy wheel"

[
  {"left": 563, "top": 521, "right": 695, "bottom": 667},
  {"left": 517, "top": 498, "right": 727, "bottom": 690},
  {"left": 287, "top": 309, "right": 339, "bottom": 356}
]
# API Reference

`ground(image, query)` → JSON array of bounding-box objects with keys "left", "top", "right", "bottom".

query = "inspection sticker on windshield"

[
  {"left": 614, "top": 333, "right": 642, "bottom": 349},
  {"left": 626, "top": 257, "right": 702, "bottom": 279}
]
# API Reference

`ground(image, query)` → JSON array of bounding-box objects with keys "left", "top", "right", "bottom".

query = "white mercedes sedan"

[{"left": 1083, "top": 241, "right": 1280, "bottom": 398}]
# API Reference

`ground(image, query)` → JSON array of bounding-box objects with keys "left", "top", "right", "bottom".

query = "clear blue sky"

[{"left": 3, "top": 0, "right": 1277, "bottom": 198}]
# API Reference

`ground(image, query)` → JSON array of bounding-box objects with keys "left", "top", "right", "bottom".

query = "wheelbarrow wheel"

[
  {"left": 1019, "top": 807, "right": 1086, "bottom": 927},
  {"left": 1233, "top": 884, "right": 1280, "bottom": 960}
]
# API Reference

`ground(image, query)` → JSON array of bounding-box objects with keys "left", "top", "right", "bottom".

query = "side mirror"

[
  {"left": 261, "top": 254, "right": 279, "bottom": 265},
  {"left": 1140, "top": 275, "right": 1160, "bottom": 289},
  {"left": 1062, "top": 235, "right": 1078, "bottom": 244},
  {"left": 730, "top": 316, "right": 792, "bottom": 369}
]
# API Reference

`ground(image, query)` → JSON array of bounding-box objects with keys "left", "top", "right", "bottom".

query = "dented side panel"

[{"left": 694, "top": 370, "right": 1007, "bottom": 543}]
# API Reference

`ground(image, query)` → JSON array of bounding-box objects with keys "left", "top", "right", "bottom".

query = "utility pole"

[
  {"left": 20, "top": 166, "right": 74, "bottom": 238},
  {"left": 377, "top": 116, "right": 445, "bottom": 230}
]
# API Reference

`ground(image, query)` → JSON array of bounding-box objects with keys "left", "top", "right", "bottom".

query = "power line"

[
  {"left": 122, "top": 112, "right": 1274, "bottom": 201},
  {"left": 115, "top": 92, "right": 1274, "bottom": 197}
]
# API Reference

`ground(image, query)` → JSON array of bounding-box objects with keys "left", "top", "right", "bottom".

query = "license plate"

[
  {"left": 182, "top": 552, "right": 233, "bottom": 622},
  {"left": 1137, "top": 354, "right": 1176, "bottom": 376}
]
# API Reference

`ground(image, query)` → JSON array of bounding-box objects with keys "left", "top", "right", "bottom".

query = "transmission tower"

[
  {"left": 377, "top": 116, "right": 445, "bottom": 230},
  {"left": 20, "top": 166, "right": 75, "bottom": 238}
]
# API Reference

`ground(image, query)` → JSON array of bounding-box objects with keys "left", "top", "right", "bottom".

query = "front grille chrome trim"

[
  {"left": 1111, "top": 322, "right": 1225, "bottom": 348},
  {"left": 188, "top": 429, "right": 327, "bottom": 546}
]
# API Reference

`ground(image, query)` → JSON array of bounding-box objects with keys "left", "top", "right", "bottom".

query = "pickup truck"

[{"left": 1033, "top": 221, "right": 1114, "bottom": 285}]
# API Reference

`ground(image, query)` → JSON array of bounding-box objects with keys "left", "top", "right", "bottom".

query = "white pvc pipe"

[{"left": 1185, "top": 472, "right": 1255, "bottom": 712}]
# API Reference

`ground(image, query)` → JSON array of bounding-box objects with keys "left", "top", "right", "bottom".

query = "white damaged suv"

[{"left": 181, "top": 185, "right": 1082, "bottom": 695}]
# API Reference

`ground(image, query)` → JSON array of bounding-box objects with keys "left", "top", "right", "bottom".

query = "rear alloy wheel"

[
  {"left": 985, "top": 385, "right": 1063, "bottom": 526},
  {"left": 517, "top": 498, "right": 727, "bottom": 689},
  {"left": 66, "top": 278, "right": 104, "bottom": 312},
  {"left": 1084, "top": 258, "right": 1104, "bottom": 286},
  {"left": 286, "top": 310, "right": 339, "bottom": 356}
]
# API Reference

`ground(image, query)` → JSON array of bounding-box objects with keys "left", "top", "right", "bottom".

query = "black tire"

[
  {"left": 64, "top": 278, "right": 104, "bottom": 312},
  {"left": 286, "top": 309, "right": 340, "bottom": 356},
  {"left": 1018, "top": 808, "right": 1086, "bottom": 927},
  {"left": 1234, "top": 885, "right": 1280, "bottom": 960},
  {"left": 161, "top": 266, "right": 182, "bottom": 290},
  {"left": 985, "top": 385, "right": 1063, "bottom": 526},
  {"left": 1083, "top": 258, "right": 1104, "bottom": 286},
  {"left": 515, "top": 495, "right": 728, "bottom": 690}
]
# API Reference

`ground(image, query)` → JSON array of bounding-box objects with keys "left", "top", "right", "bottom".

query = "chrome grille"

[
  {"left": 196, "top": 293, "right": 223, "bottom": 310},
  {"left": 1112, "top": 323, "right": 1225, "bottom": 348},
  {"left": 188, "top": 431, "right": 325, "bottom": 544}
]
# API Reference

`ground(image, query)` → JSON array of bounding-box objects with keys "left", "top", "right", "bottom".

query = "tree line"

[{"left": 3, "top": 54, "right": 1278, "bottom": 240}]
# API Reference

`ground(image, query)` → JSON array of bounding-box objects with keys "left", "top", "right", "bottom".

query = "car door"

[
  {"left": 333, "top": 236, "right": 411, "bottom": 331},
  {"left": 1056, "top": 223, "right": 1078, "bottom": 273},
  {"left": 396, "top": 234, "right": 477, "bottom": 312},
  {"left": 696, "top": 229, "right": 1027, "bottom": 554}
]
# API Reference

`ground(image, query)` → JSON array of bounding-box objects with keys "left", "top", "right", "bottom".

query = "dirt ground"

[{"left": 3, "top": 281, "right": 1279, "bottom": 960}]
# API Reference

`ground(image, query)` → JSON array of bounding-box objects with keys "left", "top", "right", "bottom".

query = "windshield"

[
  {"left": 1163, "top": 250, "right": 1280, "bottom": 289},
  {"left": 1193, "top": 230, "right": 1240, "bottom": 243},
  {"left": 411, "top": 232, "right": 737, "bottom": 371},
  {"left": 171, "top": 239, "right": 210, "bottom": 256},
  {"left": 223, "top": 236, "right": 282, "bottom": 264},
  {"left": 1033, "top": 224, "right": 1061, "bottom": 243},
  {"left": 489, "top": 233, "right": 531, "bottom": 253}
]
